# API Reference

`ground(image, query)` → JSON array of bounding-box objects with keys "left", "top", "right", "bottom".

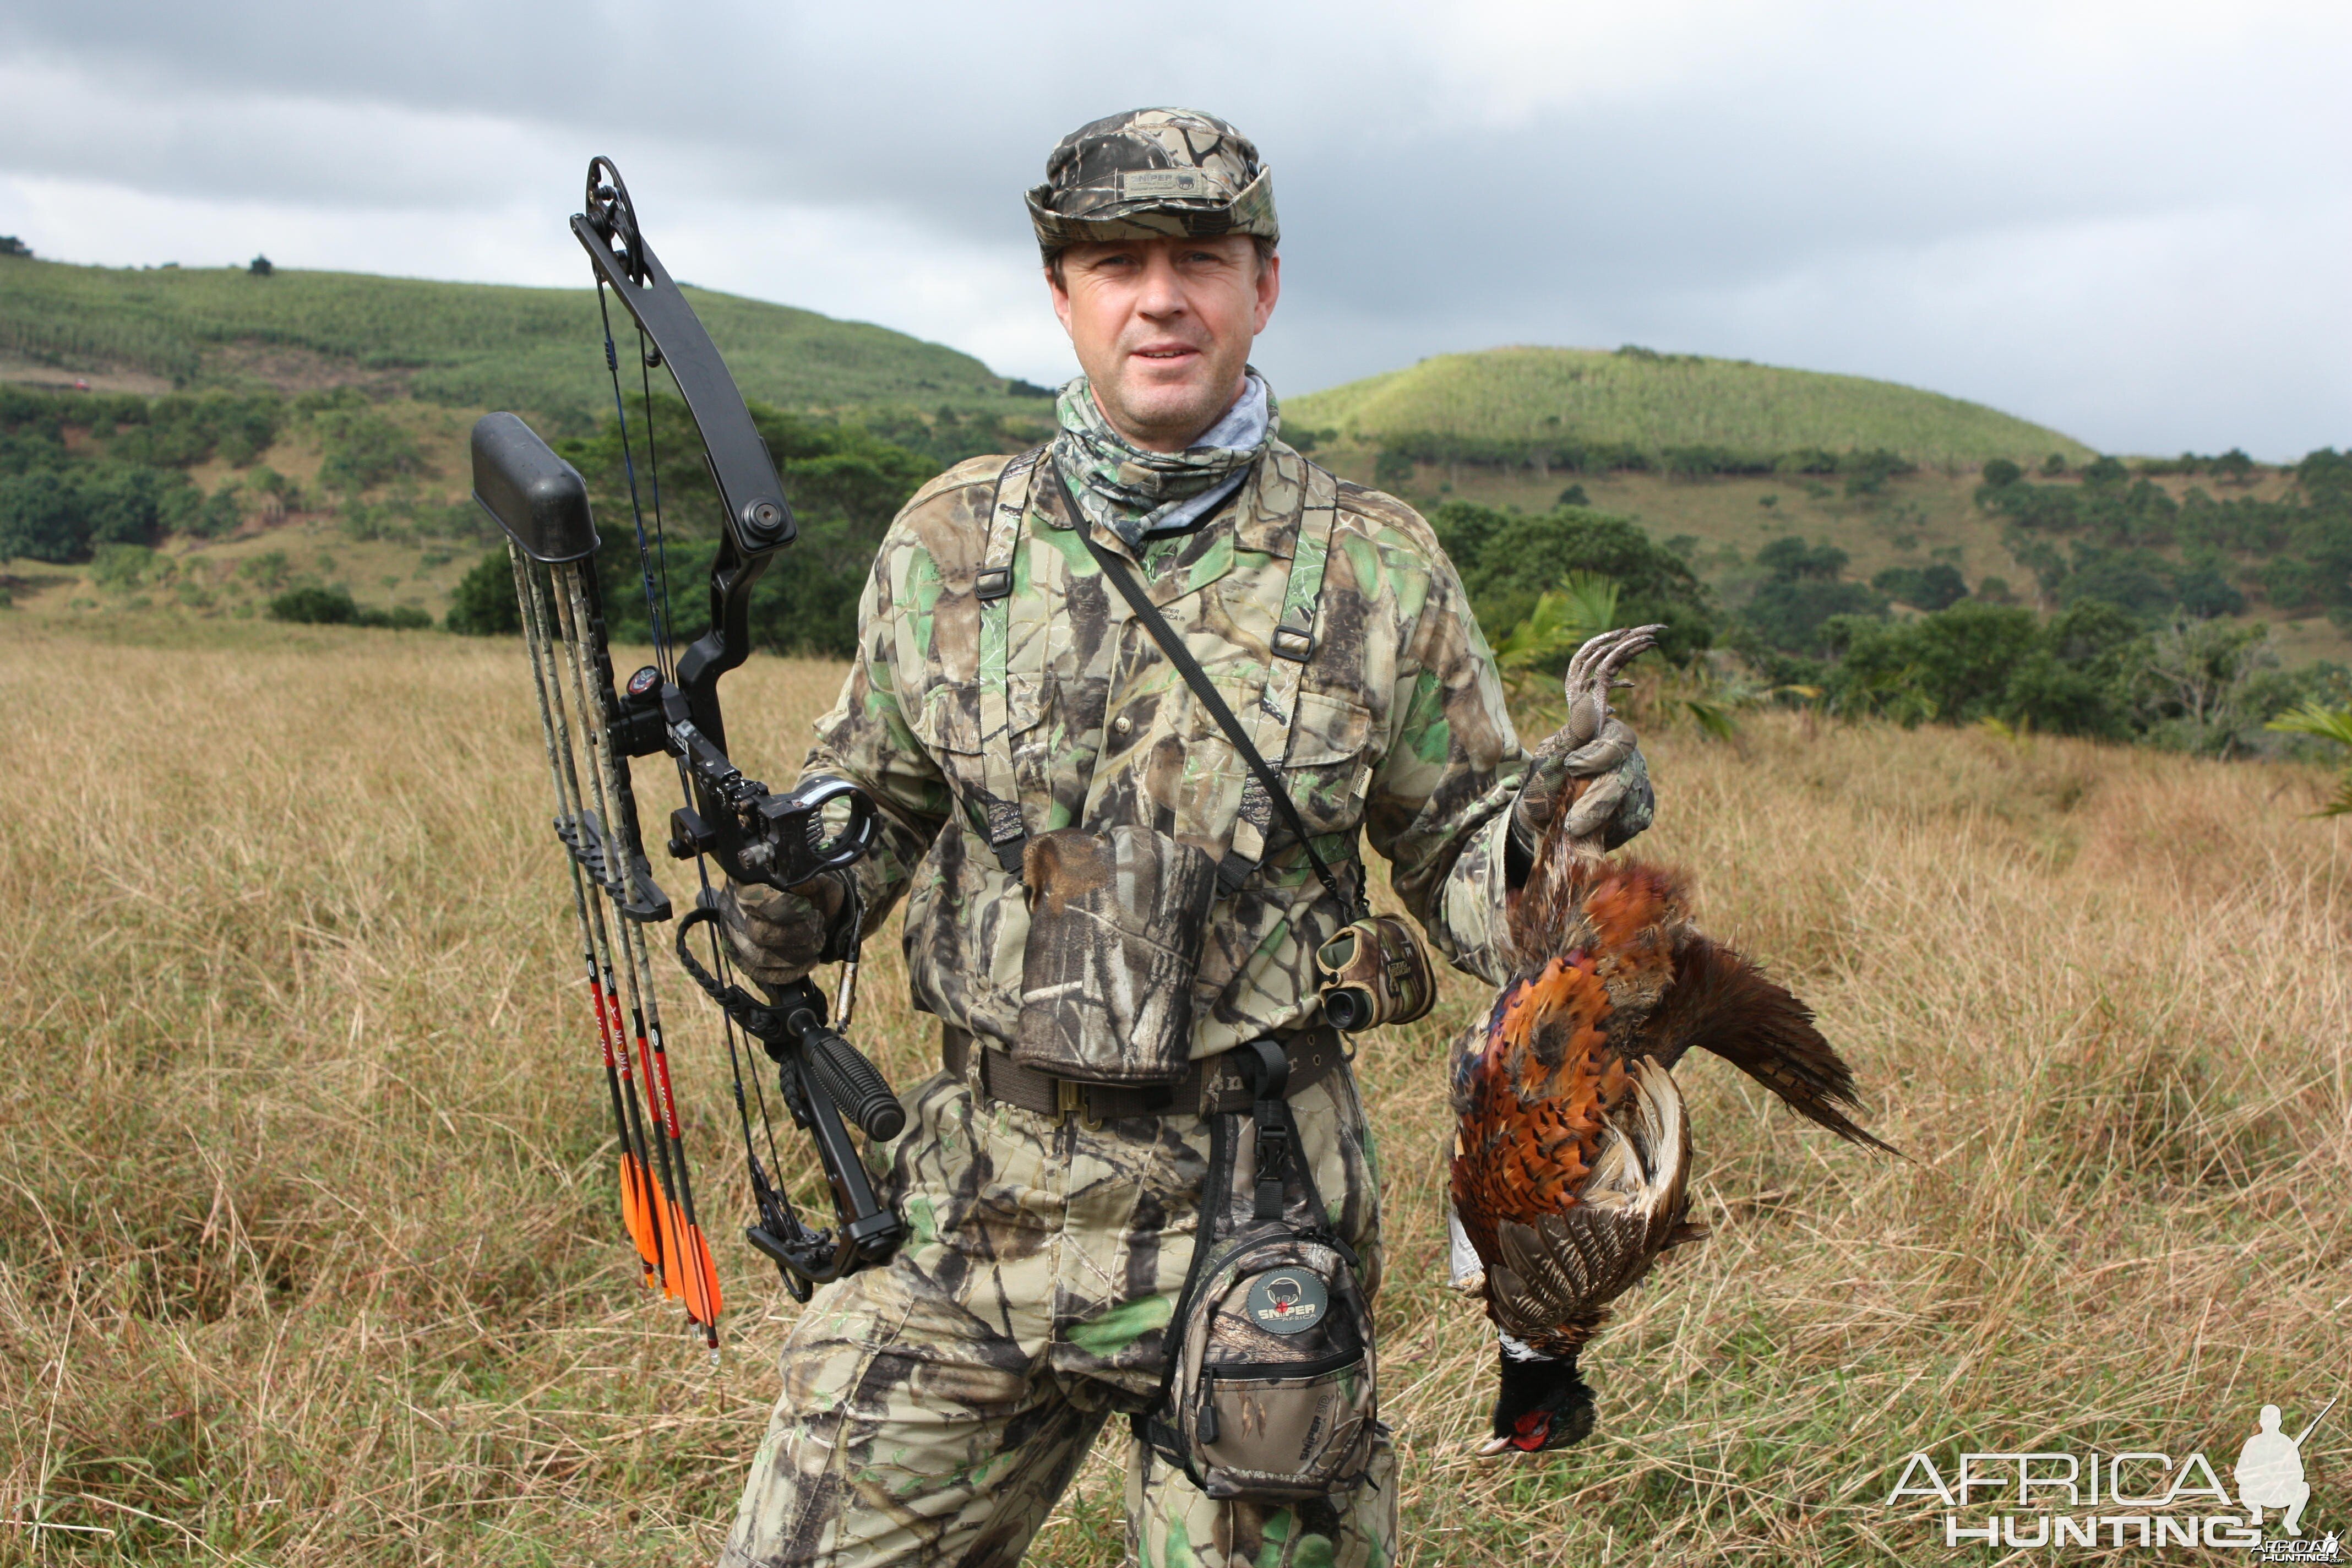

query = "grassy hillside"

[
  {"left": 5, "top": 627, "right": 2346, "bottom": 1563},
  {"left": 0, "top": 257, "right": 1030, "bottom": 420},
  {"left": 1290, "top": 345, "right": 2096, "bottom": 467}
]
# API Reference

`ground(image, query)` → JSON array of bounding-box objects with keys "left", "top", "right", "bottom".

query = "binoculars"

[{"left": 1316, "top": 914, "right": 1436, "bottom": 1033}]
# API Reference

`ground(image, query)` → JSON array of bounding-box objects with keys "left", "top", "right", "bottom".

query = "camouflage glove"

[
  {"left": 714, "top": 872, "right": 848, "bottom": 992},
  {"left": 1508, "top": 625, "right": 1663, "bottom": 878}
]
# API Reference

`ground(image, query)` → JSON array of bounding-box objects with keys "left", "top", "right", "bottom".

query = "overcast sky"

[{"left": 2, "top": 1, "right": 2346, "bottom": 458}]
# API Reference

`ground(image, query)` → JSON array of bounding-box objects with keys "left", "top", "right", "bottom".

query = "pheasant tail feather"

[{"left": 1647, "top": 935, "right": 1901, "bottom": 1156}]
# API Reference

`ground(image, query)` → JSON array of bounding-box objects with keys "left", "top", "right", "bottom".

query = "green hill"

[
  {"left": 0, "top": 258, "right": 1027, "bottom": 419},
  {"left": 1289, "top": 345, "right": 2095, "bottom": 467}
]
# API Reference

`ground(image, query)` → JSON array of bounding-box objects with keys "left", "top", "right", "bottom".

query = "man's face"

[{"left": 1048, "top": 233, "right": 1279, "bottom": 453}]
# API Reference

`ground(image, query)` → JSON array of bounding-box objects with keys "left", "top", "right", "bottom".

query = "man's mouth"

[{"left": 1131, "top": 344, "right": 1201, "bottom": 363}]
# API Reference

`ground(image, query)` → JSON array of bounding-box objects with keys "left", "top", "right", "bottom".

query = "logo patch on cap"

[
  {"left": 1243, "top": 1270, "right": 1328, "bottom": 1335},
  {"left": 1119, "top": 170, "right": 1216, "bottom": 198}
]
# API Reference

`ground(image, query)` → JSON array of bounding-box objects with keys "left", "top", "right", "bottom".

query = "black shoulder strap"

[{"left": 1081, "top": 532, "right": 1368, "bottom": 923}]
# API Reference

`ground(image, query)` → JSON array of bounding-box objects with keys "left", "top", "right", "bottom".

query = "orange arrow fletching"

[
  {"left": 620, "top": 1153, "right": 660, "bottom": 1286},
  {"left": 677, "top": 1220, "right": 722, "bottom": 1330}
]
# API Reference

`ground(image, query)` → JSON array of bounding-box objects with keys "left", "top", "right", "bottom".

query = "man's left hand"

[{"left": 1509, "top": 625, "right": 1663, "bottom": 876}]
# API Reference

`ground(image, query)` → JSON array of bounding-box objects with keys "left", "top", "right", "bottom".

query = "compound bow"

[{"left": 471, "top": 157, "right": 908, "bottom": 1351}]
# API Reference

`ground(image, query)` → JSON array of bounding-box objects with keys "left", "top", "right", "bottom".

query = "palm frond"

[
  {"left": 1496, "top": 573, "right": 1623, "bottom": 684},
  {"left": 2266, "top": 703, "right": 2352, "bottom": 816},
  {"left": 2267, "top": 703, "right": 2352, "bottom": 748}
]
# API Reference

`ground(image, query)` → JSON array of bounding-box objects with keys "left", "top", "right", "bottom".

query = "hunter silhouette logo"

[
  {"left": 1244, "top": 1271, "right": 1326, "bottom": 1335},
  {"left": 1881, "top": 1396, "right": 2337, "bottom": 1556}
]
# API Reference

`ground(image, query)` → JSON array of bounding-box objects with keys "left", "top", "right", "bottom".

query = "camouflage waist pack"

[{"left": 1139, "top": 1039, "right": 1380, "bottom": 1501}]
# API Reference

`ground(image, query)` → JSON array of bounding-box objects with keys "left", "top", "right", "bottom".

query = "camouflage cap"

[{"left": 1028, "top": 107, "right": 1278, "bottom": 255}]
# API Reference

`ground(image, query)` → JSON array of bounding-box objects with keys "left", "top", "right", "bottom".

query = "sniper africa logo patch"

[{"left": 1244, "top": 1270, "right": 1327, "bottom": 1335}]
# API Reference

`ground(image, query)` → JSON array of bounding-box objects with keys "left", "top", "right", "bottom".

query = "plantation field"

[
  {"left": 3, "top": 624, "right": 2346, "bottom": 1564},
  {"left": 1288, "top": 346, "right": 2098, "bottom": 467},
  {"left": 0, "top": 259, "right": 1028, "bottom": 420}
]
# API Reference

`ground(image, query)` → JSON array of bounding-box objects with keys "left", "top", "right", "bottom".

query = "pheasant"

[{"left": 1449, "top": 628, "right": 1896, "bottom": 1455}]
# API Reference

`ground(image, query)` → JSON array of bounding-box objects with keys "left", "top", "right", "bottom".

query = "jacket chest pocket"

[
  {"left": 1278, "top": 689, "right": 1376, "bottom": 836},
  {"left": 910, "top": 677, "right": 1076, "bottom": 836}
]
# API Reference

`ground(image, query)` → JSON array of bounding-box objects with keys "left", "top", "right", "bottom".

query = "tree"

[
  {"left": 1753, "top": 536, "right": 1848, "bottom": 580},
  {"left": 1871, "top": 563, "right": 1968, "bottom": 611},
  {"left": 1430, "top": 500, "right": 1714, "bottom": 665},
  {"left": 0, "top": 236, "right": 30, "bottom": 259},
  {"left": 2132, "top": 616, "right": 2275, "bottom": 753},
  {"left": 249, "top": 255, "right": 275, "bottom": 276},
  {"left": 0, "top": 470, "right": 87, "bottom": 560}
]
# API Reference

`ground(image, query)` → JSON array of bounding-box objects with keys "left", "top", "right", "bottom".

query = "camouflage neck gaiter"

[{"left": 1052, "top": 371, "right": 1276, "bottom": 548}]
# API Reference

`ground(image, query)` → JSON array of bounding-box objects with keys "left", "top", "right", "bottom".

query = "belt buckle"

[{"left": 1056, "top": 1077, "right": 1103, "bottom": 1130}]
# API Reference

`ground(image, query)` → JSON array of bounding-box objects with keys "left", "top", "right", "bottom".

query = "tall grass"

[
  {"left": 2, "top": 626, "right": 2345, "bottom": 1564},
  {"left": 1288, "top": 346, "right": 2097, "bottom": 467},
  {"left": 0, "top": 260, "right": 1016, "bottom": 419}
]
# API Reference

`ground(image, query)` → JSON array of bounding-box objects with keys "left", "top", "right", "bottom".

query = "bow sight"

[{"left": 469, "top": 159, "right": 907, "bottom": 1345}]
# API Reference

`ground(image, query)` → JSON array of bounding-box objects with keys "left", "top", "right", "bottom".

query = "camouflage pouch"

[
  {"left": 1015, "top": 825, "right": 1219, "bottom": 1085},
  {"left": 1140, "top": 1041, "right": 1380, "bottom": 1501}
]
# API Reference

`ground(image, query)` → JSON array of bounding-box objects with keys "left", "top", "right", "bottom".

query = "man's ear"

[
  {"left": 1252, "top": 249, "right": 1282, "bottom": 335},
  {"left": 1047, "top": 261, "right": 1075, "bottom": 339}
]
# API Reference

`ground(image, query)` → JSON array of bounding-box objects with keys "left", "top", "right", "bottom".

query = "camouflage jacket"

[{"left": 801, "top": 439, "right": 1530, "bottom": 1058}]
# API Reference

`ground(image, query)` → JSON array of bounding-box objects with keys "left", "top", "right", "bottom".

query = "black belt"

[{"left": 941, "top": 1026, "right": 1344, "bottom": 1121}]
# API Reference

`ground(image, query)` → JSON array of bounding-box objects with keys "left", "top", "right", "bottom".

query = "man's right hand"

[{"left": 715, "top": 872, "right": 848, "bottom": 992}]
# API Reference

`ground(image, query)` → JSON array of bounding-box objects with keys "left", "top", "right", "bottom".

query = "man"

[
  {"left": 716, "top": 107, "right": 1649, "bottom": 1568},
  {"left": 2236, "top": 1403, "right": 2314, "bottom": 1536}
]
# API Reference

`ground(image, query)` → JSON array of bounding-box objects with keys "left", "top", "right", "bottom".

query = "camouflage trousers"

[{"left": 717, "top": 1055, "right": 1395, "bottom": 1568}]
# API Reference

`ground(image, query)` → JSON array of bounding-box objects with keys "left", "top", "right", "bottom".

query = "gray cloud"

[{"left": 2, "top": 0, "right": 2345, "bottom": 455}]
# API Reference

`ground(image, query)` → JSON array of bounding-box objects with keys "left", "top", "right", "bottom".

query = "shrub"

[
  {"left": 1981, "top": 458, "right": 2023, "bottom": 489},
  {"left": 445, "top": 550, "right": 522, "bottom": 636},
  {"left": 1839, "top": 448, "right": 1914, "bottom": 496},
  {"left": 317, "top": 410, "right": 427, "bottom": 494},
  {"left": 90, "top": 543, "right": 160, "bottom": 592},
  {"left": 269, "top": 584, "right": 431, "bottom": 629},
  {"left": 269, "top": 585, "right": 360, "bottom": 624}
]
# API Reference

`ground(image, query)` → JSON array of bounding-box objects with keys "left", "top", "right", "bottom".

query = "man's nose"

[{"left": 1134, "top": 251, "right": 1188, "bottom": 318}]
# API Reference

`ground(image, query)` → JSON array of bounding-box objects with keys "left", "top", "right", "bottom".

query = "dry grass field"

[{"left": 3, "top": 623, "right": 2347, "bottom": 1566}]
